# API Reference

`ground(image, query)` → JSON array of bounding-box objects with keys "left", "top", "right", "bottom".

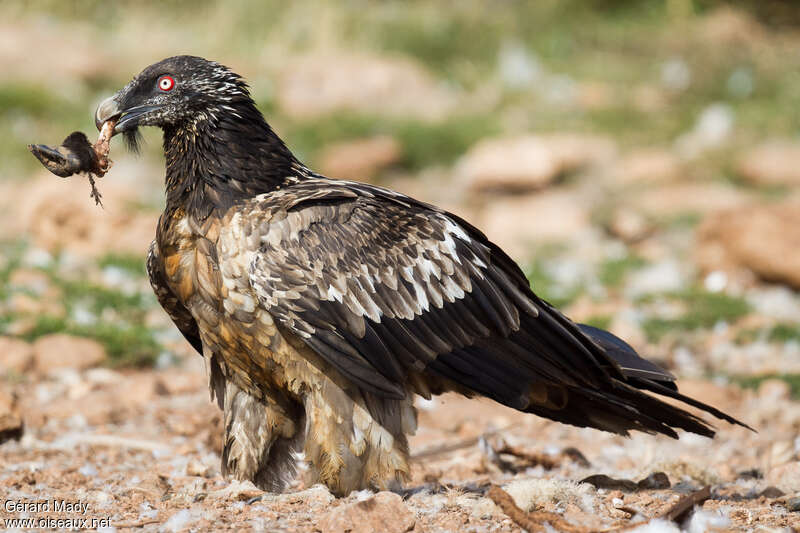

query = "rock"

[
  {"left": 699, "top": 7, "right": 765, "bottom": 49},
  {"left": 33, "top": 334, "right": 107, "bottom": 373},
  {"left": 605, "top": 208, "right": 653, "bottom": 243},
  {"left": 637, "top": 472, "right": 671, "bottom": 490},
  {"left": 758, "top": 486, "right": 784, "bottom": 499},
  {"left": 318, "top": 492, "right": 416, "bottom": 533},
  {"left": 0, "top": 336, "right": 34, "bottom": 374},
  {"left": 695, "top": 201, "right": 800, "bottom": 289},
  {"left": 479, "top": 190, "right": 590, "bottom": 258},
  {"left": 768, "top": 462, "right": 800, "bottom": 493},
  {"left": 9, "top": 177, "right": 155, "bottom": 257},
  {"left": 44, "top": 389, "right": 123, "bottom": 426},
  {"left": 614, "top": 149, "right": 682, "bottom": 184},
  {"left": 675, "top": 103, "right": 734, "bottom": 158},
  {"left": 0, "top": 386, "right": 23, "bottom": 444},
  {"left": 625, "top": 259, "right": 687, "bottom": 297},
  {"left": 786, "top": 496, "right": 800, "bottom": 512},
  {"left": 581, "top": 474, "right": 638, "bottom": 492},
  {"left": 155, "top": 370, "right": 205, "bottom": 396},
  {"left": 8, "top": 292, "right": 66, "bottom": 318},
  {"left": 280, "top": 484, "right": 335, "bottom": 507},
  {"left": 186, "top": 460, "right": 211, "bottom": 478},
  {"left": 318, "top": 136, "right": 402, "bottom": 182},
  {"left": 758, "top": 379, "right": 791, "bottom": 402},
  {"left": 209, "top": 480, "right": 263, "bottom": 501},
  {"left": 8, "top": 269, "right": 51, "bottom": 294},
  {"left": 737, "top": 141, "right": 800, "bottom": 186},
  {"left": 457, "top": 134, "right": 615, "bottom": 193},
  {"left": 634, "top": 182, "right": 748, "bottom": 218},
  {"left": 276, "top": 52, "right": 457, "bottom": 121}
]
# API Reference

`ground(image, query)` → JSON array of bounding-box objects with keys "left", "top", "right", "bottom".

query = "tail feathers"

[
  {"left": 629, "top": 377, "right": 754, "bottom": 432},
  {"left": 524, "top": 383, "right": 717, "bottom": 439},
  {"left": 571, "top": 323, "right": 754, "bottom": 436},
  {"left": 578, "top": 324, "right": 675, "bottom": 385}
]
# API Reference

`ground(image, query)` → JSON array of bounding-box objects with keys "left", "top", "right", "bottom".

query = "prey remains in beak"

[{"left": 27, "top": 118, "right": 117, "bottom": 206}]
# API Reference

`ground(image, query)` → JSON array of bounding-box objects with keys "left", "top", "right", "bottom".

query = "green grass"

[
  {"left": 736, "top": 323, "right": 800, "bottom": 345},
  {"left": 598, "top": 254, "right": 647, "bottom": 287},
  {"left": 284, "top": 112, "right": 498, "bottom": 171},
  {"left": 730, "top": 373, "right": 800, "bottom": 399},
  {"left": 97, "top": 253, "right": 147, "bottom": 276},
  {"left": 582, "top": 314, "right": 613, "bottom": 330},
  {"left": 17, "top": 314, "right": 159, "bottom": 367},
  {"left": 0, "top": 244, "right": 161, "bottom": 367},
  {"left": 524, "top": 261, "right": 582, "bottom": 309},
  {"left": 641, "top": 288, "right": 751, "bottom": 341}
]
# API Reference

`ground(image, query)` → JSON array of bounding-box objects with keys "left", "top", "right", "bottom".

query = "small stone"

[
  {"left": 758, "top": 379, "right": 791, "bottom": 402},
  {"left": 479, "top": 190, "right": 589, "bottom": 258},
  {"left": 186, "top": 460, "right": 211, "bottom": 478},
  {"left": 0, "top": 336, "right": 35, "bottom": 374},
  {"left": 757, "top": 486, "right": 784, "bottom": 499},
  {"left": 155, "top": 371, "right": 206, "bottom": 396},
  {"left": 581, "top": 474, "right": 637, "bottom": 492},
  {"left": 737, "top": 141, "right": 800, "bottom": 186},
  {"left": 33, "top": 334, "right": 107, "bottom": 373},
  {"left": 786, "top": 496, "right": 800, "bottom": 512},
  {"left": 8, "top": 292, "right": 65, "bottom": 318},
  {"left": 318, "top": 491, "right": 415, "bottom": 533},
  {"left": 768, "top": 461, "right": 800, "bottom": 493},
  {"left": 637, "top": 472, "right": 671, "bottom": 490},
  {"left": 457, "top": 134, "right": 615, "bottom": 194},
  {"left": 0, "top": 386, "right": 23, "bottom": 444},
  {"left": 606, "top": 208, "right": 653, "bottom": 243},
  {"left": 209, "top": 480, "right": 263, "bottom": 501},
  {"left": 8, "top": 269, "right": 51, "bottom": 293},
  {"left": 318, "top": 136, "right": 402, "bottom": 182},
  {"left": 614, "top": 149, "right": 682, "bottom": 184},
  {"left": 277, "top": 52, "right": 457, "bottom": 121},
  {"left": 696, "top": 201, "right": 800, "bottom": 290}
]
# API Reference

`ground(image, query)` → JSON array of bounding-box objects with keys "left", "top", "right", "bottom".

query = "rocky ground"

[{"left": 3, "top": 2, "right": 800, "bottom": 531}]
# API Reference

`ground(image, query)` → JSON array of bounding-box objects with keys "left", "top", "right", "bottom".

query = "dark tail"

[{"left": 572, "top": 323, "right": 754, "bottom": 435}]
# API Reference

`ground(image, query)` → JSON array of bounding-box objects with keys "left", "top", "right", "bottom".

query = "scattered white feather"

[
  {"left": 162, "top": 509, "right": 200, "bottom": 533},
  {"left": 354, "top": 489, "right": 374, "bottom": 502},
  {"left": 686, "top": 507, "right": 731, "bottom": 533},
  {"left": 470, "top": 497, "right": 499, "bottom": 519},
  {"left": 503, "top": 478, "right": 596, "bottom": 513}
]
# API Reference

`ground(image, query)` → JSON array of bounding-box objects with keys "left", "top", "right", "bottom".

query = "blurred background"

[
  {"left": 2, "top": 1, "right": 800, "bottom": 528},
  {"left": 3, "top": 0, "right": 800, "bottom": 389}
]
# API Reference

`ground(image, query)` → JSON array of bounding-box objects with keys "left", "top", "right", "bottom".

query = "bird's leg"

[
  {"left": 302, "top": 385, "right": 414, "bottom": 496},
  {"left": 218, "top": 377, "right": 304, "bottom": 492}
]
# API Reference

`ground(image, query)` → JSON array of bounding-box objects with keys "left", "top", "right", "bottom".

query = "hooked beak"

[{"left": 95, "top": 95, "right": 161, "bottom": 134}]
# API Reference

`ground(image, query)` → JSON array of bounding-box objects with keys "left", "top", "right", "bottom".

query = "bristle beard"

[{"left": 123, "top": 129, "right": 143, "bottom": 153}]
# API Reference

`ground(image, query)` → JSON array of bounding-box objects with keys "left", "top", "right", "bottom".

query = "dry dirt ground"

[{"left": 2, "top": 354, "right": 799, "bottom": 532}]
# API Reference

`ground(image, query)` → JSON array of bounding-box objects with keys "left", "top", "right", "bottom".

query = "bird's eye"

[{"left": 158, "top": 75, "right": 175, "bottom": 91}]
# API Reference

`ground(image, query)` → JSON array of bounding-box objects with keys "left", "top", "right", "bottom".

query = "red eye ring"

[{"left": 158, "top": 75, "right": 175, "bottom": 91}]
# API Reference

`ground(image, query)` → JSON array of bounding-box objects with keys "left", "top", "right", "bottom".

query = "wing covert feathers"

[{"left": 232, "top": 179, "right": 748, "bottom": 438}]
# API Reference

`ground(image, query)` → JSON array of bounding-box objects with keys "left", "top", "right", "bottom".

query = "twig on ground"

[
  {"left": 660, "top": 485, "right": 712, "bottom": 522},
  {"left": 488, "top": 484, "right": 591, "bottom": 533}
]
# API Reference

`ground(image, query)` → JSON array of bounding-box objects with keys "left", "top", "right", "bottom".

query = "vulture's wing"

[
  {"left": 147, "top": 239, "right": 203, "bottom": 355},
  {"left": 245, "top": 180, "right": 747, "bottom": 436}
]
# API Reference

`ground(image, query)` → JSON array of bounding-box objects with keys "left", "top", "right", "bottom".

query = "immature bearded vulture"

[{"left": 94, "top": 56, "right": 747, "bottom": 496}]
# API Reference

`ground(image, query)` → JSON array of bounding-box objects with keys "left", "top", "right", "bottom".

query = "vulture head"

[{"left": 95, "top": 55, "right": 251, "bottom": 148}]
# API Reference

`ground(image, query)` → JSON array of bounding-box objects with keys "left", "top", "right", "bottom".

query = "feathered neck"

[{"left": 162, "top": 100, "right": 307, "bottom": 221}]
